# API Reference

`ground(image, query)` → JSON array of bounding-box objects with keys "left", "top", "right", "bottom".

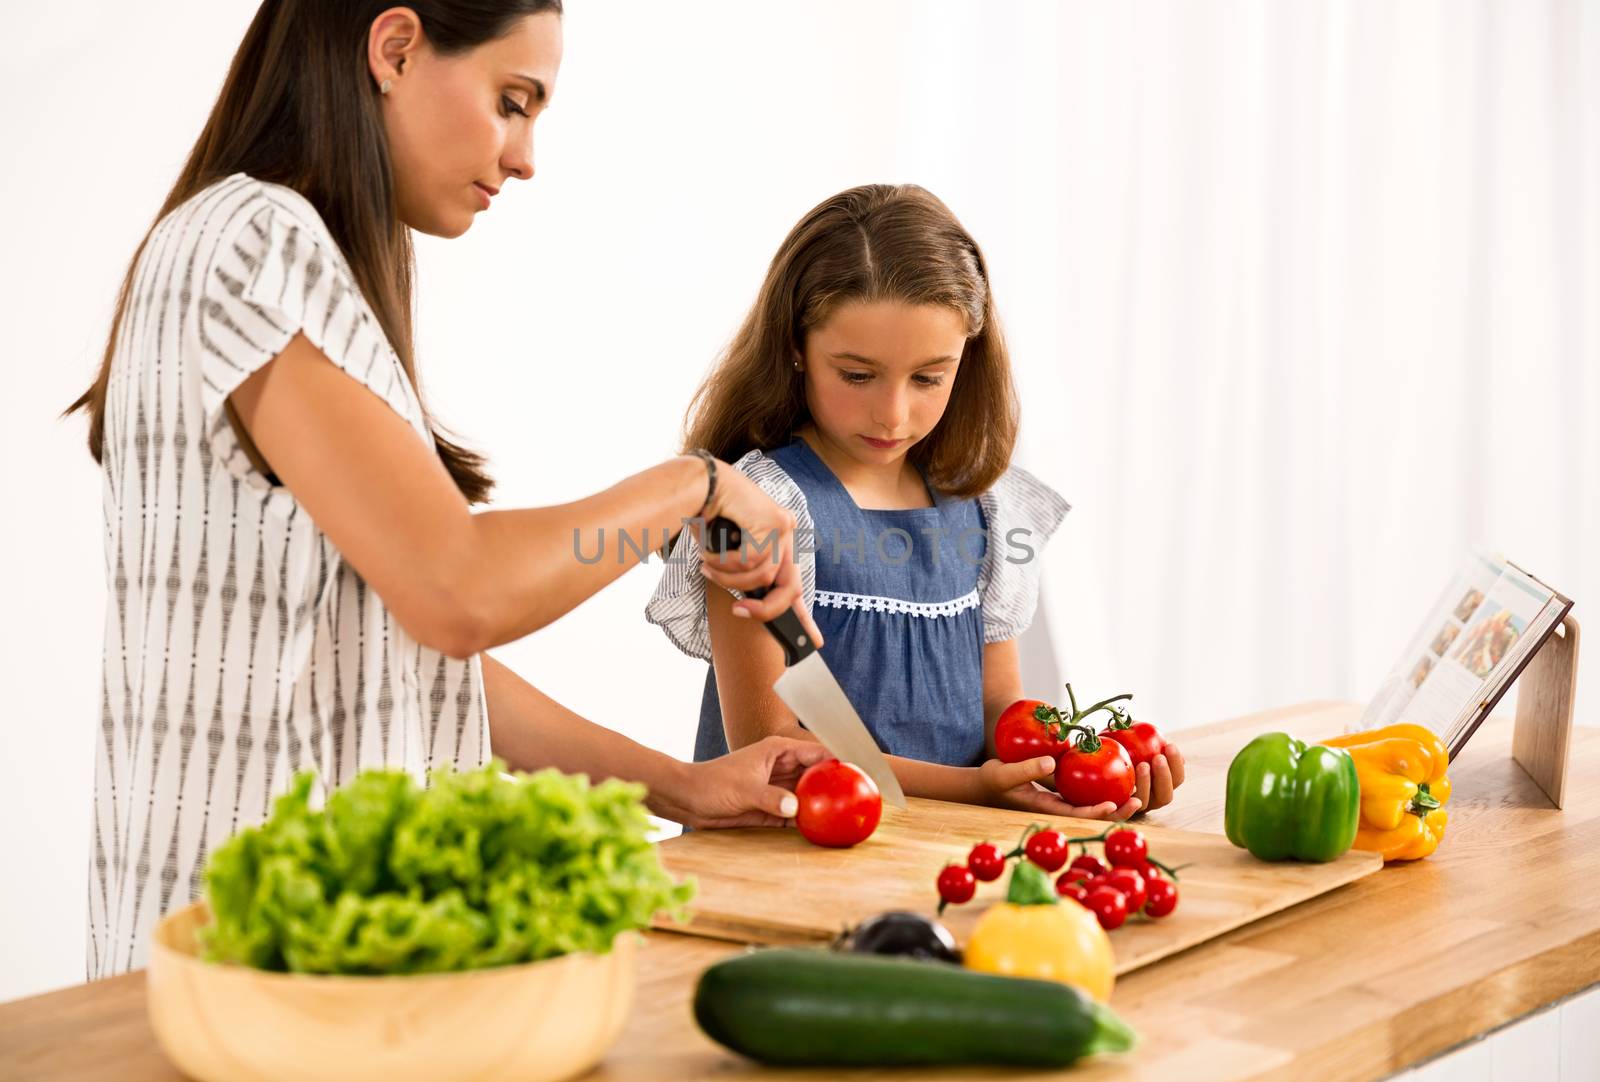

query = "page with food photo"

[
  {"left": 1440, "top": 562, "right": 1570, "bottom": 747},
  {"left": 1355, "top": 552, "right": 1519, "bottom": 736}
]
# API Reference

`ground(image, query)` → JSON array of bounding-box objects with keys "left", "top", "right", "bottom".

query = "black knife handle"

[{"left": 705, "top": 515, "right": 818, "bottom": 667}]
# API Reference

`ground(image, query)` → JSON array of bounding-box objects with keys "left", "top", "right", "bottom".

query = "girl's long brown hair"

[
  {"left": 66, "top": 0, "right": 562, "bottom": 504},
  {"left": 682, "top": 184, "right": 1020, "bottom": 500}
]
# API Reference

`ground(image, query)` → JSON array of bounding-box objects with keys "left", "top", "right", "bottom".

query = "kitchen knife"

[{"left": 704, "top": 516, "right": 907, "bottom": 808}]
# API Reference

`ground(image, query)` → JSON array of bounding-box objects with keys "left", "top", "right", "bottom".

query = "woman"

[{"left": 66, "top": 0, "right": 824, "bottom": 976}]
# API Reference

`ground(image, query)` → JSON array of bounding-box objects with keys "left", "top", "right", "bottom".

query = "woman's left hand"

[
  {"left": 1131, "top": 742, "right": 1186, "bottom": 816},
  {"left": 667, "top": 735, "right": 833, "bottom": 829}
]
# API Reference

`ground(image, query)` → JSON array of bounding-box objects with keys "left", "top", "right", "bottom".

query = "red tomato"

[
  {"left": 937, "top": 864, "right": 977, "bottom": 905},
  {"left": 1144, "top": 877, "right": 1179, "bottom": 918},
  {"left": 1100, "top": 718, "right": 1164, "bottom": 768},
  {"left": 993, "top": 699, "right": 1073, "bottom": 763},
  {"left": 1055, "top": 736, "right": 1135, "bottom": 807},
  {"left": 966, "top": 843, "right": 1006, "bottom": 882},
  {"left": 1068, "top": 854, "right": 1109, "bottom": 880},
  {"left": 1055, "top": 876, "right": 1088, "bottom": 902},
  {"left": 1105, "top": 868, "right": 1147, "bottom": 912},
  {"left": 795, "top": 760, "right": 882, "bottom": 848},
  {"left": 1083, "top": 885, "right": 1129, "bottom": 930},
  {"left": 1103, "top": 829, "right": 1148, "bottom": 869},
  {"left": 1023, "top": 830, "right": 1070, "bottom": 872}
]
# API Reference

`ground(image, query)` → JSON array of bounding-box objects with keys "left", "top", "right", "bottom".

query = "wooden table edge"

[{"left": 3, "top": 700, "right": 1597, "bottom": 1082}]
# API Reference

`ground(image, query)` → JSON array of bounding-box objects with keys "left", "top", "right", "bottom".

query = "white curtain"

[{"left": 969, "top": 1, "right": 1600, "bottom": 734}]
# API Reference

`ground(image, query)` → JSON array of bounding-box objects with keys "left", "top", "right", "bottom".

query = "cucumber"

[{"left": 692, "top": 947, "right": 1136, "bottom": 1068}]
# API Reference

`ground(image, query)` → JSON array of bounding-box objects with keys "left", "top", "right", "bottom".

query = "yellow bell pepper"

[
  {"left": 1320, "top": 723, "right": 1451, "bottom": 862},
  {"left": 964, "top": 898, "right": 1116, "bottom": 1001},
  {"left": 963, "top": 863, "right": 1115, "bottom": 1002}
]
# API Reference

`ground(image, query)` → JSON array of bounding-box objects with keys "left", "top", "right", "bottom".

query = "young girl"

[{"left": 649, "top": 185, "right": 1185, "bottom": 818}]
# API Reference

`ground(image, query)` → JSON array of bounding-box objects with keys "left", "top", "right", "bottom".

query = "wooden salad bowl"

[{"left": 146, "top": 902, "right": 636, "bottom": 1082}]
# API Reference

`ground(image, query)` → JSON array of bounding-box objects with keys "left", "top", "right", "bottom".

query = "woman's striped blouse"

[{"left": 88, "top": 174, "right": 490, "bottom": 977}]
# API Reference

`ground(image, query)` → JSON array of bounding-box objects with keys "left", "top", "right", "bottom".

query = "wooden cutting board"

[{"left": 653, "top": 796, "right": 1382, "bottom": 975}]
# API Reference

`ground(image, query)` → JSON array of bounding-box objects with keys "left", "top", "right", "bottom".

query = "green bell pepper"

[{"left": 1224, "top": 732, "right": 1361, "bottom": 862}]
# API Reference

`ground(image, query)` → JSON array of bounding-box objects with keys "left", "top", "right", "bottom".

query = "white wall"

[
  {"left": 3, "top": 1, "right": 1596, "bottom": 1001},
  {"left": 1394, "top": 985, "right": 1600, "bottom": 1082}
]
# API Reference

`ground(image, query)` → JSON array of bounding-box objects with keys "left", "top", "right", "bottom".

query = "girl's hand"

[
  {"left": 977, "top": 757, "right": 1143, "bottom": 820},
  {"left": 1131, "top": 743, "right": 1186, "bottom": 816},
  {"left": 670, "top": 735, "right": 834, "bottom": 830},
  {"left": 696, "top": 462, "right": 824, "bottom": 647}
]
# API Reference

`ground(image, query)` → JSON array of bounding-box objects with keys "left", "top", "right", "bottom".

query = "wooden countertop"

[{"left": 4, "top": 701, "right": 1598, "bottom": 1081}]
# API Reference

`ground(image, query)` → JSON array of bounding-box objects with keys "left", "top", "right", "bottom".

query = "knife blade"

[{"left": 704, "top": 516, "right": 907, "bottom": 807}]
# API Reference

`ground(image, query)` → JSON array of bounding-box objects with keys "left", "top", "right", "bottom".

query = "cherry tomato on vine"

[
  {"left": 1068, "top": 854, "right": 1109, "bottom": 880},
  {"left": 966, "top": 842, "right": 1006, "bottom": 882},
  {"left": 1055, "top": 876, "right": 1089, "bottom": 903},
  {"left": 1103, "top": 829, "right": 1148, "bottom": 869},
  {"left": 1083, "top": 885, "right": 1129, "bottom": 930},
  {"left": 1144, "top": 877, "right": 1179, "bottom": 918},
  {"left": 1023, "top": 830, "right": 1070, "bottom": 872},
  {"left": 936, "top": 864, "right": 977, "bottom": 906},
  {"left": 1105, "top": 868, "right": 1147, "bottom": 913}
]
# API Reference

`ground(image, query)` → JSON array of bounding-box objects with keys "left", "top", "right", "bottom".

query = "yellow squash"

[{"left": 1320, "top": 723, "right": 1451, "bottom": 862}]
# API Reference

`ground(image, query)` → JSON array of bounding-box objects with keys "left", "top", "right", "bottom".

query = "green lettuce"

[{"left": 200, "top": 761, "right": 693, "bottom": 974}]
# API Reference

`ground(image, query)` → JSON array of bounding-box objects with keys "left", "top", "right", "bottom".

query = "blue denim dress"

[{"left": 693, "top": 437, "right": 988, "bottom": 767}]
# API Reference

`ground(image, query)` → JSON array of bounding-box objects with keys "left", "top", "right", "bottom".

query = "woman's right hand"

[{"left": 695, "top": 460, "right": 824, "bottom": 648}]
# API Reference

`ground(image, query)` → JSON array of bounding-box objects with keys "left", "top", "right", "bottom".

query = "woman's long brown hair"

[
  {"left": 681, "top": 184, "right": 1020, "bottom": 500},
  {"left": 66, "top": 0, "right": 561, "bottom": 504}
]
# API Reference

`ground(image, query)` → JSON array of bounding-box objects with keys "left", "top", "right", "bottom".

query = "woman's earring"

[{"left": 380, "top": 78, "right": 393, "bottom": 95}]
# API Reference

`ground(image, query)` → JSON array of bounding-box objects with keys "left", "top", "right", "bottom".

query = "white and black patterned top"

[{"left": 88, "top": 174, "right": 490, "bottom": 977}]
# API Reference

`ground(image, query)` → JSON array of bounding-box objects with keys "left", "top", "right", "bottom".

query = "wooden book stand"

[{"left": 1510, "top": 614, "right": 1581, "bottom": 809}]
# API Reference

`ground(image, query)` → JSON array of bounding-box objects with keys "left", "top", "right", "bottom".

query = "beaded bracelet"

[{"left": 685, "top": 448, "right": 717, "bottom": 520}]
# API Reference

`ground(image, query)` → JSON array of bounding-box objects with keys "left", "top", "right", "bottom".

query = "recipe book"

[{"left": 1352, "top": 551, "right": 1574, "bottom": 759}]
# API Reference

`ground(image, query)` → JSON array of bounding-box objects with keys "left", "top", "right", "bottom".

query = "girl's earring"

[{"left": 380, "top": 78, "right": 393, "bottom": 95}]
